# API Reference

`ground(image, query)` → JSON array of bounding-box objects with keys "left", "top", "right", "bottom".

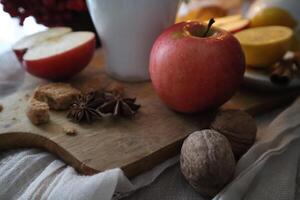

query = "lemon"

[
  {"left": 250, "top": 7, "right": 297, "bottom": 28},
  {"left": 235, "top": 26, "right": 293, "bottom": 67}
]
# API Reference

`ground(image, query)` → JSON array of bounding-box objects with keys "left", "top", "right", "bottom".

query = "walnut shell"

[
  {"left": 180, "top": 129, "right": 235, "bottom": 197},
  {"left": 211, "top": 109, "right": 257, "bottom": 158}
]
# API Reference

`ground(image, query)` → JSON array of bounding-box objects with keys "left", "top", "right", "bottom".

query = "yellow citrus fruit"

[
  {"left": 235, "top": 26, "right": 293, "bottom": 67},
  {"left": 250, "top": 7, "right": 297, "bottom": 28}
]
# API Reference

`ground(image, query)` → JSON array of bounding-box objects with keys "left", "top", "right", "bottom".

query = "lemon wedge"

[
  {"left": 250, "top": 7, "right": 297, "bottom": 28},
  {"left": 235, "top": 26, "right": 293, "bottom": 67}
]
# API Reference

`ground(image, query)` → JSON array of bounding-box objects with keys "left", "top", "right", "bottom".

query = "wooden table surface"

[{"left": 0, "top": 48, "right": 299, "bottom": 178}]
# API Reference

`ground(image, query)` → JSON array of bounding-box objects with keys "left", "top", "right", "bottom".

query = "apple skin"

[
  {"left": 149, "top": 21, "right": 245, "bottom": 113},
  {"left": 22, "top": 36, "right": 95, "bottom": 80}
]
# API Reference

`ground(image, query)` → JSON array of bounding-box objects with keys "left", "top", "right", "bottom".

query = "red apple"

[
  {"left": 149, "top": 20, "right": 245, "bottom": 113},
  {"left": 12, "top": 27, "right": 72, "bottom": 61}
]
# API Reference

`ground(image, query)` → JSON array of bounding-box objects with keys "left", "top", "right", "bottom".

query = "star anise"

[
  {"left": 98, "top": 91, "right": 140, "bottom": 117},
  {"left": 67, "top": 92, "right": 105, "bottom": 123}
]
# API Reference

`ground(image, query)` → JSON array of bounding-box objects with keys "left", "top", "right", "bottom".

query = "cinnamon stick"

[{"left": 270, "top": 60, "right": 293, "bottom": 85}]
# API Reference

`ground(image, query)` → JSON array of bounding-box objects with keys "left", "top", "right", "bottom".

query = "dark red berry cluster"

[{"left": 0, "top": 0, "right": 87, "bottom": 26}]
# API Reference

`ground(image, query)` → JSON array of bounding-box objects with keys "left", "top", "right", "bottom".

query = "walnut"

[
  {"left": 26, "top": 98, "right": 50, "bottom": 125},
  {"left": 211, "top": 109, "right": 257, "bottom": 159},
  {"left": 180, "top": 129, "right": 235, "bottom": 197},
  {"left": 34, "top": 83, "right": 81, "bottom": 110}
]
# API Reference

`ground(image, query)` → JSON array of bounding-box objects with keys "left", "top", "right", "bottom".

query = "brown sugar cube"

[
  {"left": 34, "top": 83, "right": 81, "bottom": 110},
  {"left": 26, "top": 98, "right": 50, "bottom": 125}
]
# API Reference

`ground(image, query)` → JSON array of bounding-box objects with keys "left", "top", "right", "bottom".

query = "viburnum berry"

[{"left": 0, "top": 0, "right": 88, "bottom": 26}]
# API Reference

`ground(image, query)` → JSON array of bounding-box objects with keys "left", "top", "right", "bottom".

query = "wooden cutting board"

[{"left": 0, "top": 49, "right": 298, "bottom": 177}]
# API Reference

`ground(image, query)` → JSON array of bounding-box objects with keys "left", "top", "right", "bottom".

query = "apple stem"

[{"left": 203, "top": 18, "right": 215, "bottom": 37}]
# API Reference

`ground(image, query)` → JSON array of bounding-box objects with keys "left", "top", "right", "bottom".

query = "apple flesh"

[
  {"left": 218, "top": 19, "right": 250, "bottom": 33},
  {"left": 211, "top": 15, "right": 250, "bottom": 33},
  {"left": 22, "top": 32, "right": 95, "bottom": 80},
  {"left": 149, "top": 21, "right": 245, "bottom": 113},
  {"left": 12, "top": 27, "right": 72, "bottom": 61}
]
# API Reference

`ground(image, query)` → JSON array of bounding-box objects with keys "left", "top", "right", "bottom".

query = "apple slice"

[
  {"left": 12, "top": 27, "right": 72, "bottom": 61},
  {"left": 218, "top": 18, "right": 250, "bottom": 33},
  {"left": 208, "top": 15, "right": 250, "bottom": 33},
  {"left": 213, "top": 15, "right": 242, "bottom": 26},
  {"left": 23, "top": 32, "right": 95, "bottom": 80}
]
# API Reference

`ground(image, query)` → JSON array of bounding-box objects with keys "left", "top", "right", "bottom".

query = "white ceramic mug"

[{"left": 87, "top": 0, "right": 180, "bottom": 82}]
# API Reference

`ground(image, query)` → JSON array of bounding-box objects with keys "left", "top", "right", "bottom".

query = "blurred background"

[
  {"left": 0, "top": 0, "right": 244, "bottom": 48},
  {"left": 0, "top": 0, "right": 299, "bottom": 53},
  {"left": 8, "top": 0, "right": 300, "bottom": 99},
  {"left": 0, "top": 3, "right": 45, "bottom": 53},
  {"left": 0, "top": 0, "right": 97, "bottom": 53}
]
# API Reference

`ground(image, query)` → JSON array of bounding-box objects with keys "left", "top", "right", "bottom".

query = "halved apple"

[
  {"left": 12, "top": 27, "right": 72, "bottom": 61},
  {"left": 22, "top": 32, "right": 95, "bottom": 80}
]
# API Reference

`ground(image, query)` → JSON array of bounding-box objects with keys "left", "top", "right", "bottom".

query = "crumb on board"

[
  {"left": 63, "top": 125, "right": 77, "bottom": 136},
  {"left": 12, "top": 117, "right": 16, "bottom": 121},
  {"left": 0, "top": 104, "right": 3, "bottom": 112}
]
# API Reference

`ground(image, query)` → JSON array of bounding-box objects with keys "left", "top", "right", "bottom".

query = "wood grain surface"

[{"left": 0, "top": 49, "right": 298, "bottom": 177}]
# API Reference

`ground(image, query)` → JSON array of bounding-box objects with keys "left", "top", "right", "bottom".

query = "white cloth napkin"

[
  {"left": 215, "top": 97, "right": 300, "bottom": 200},
  {"left": 0, "top": 148, "right": 178, "bottom": 200}
]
